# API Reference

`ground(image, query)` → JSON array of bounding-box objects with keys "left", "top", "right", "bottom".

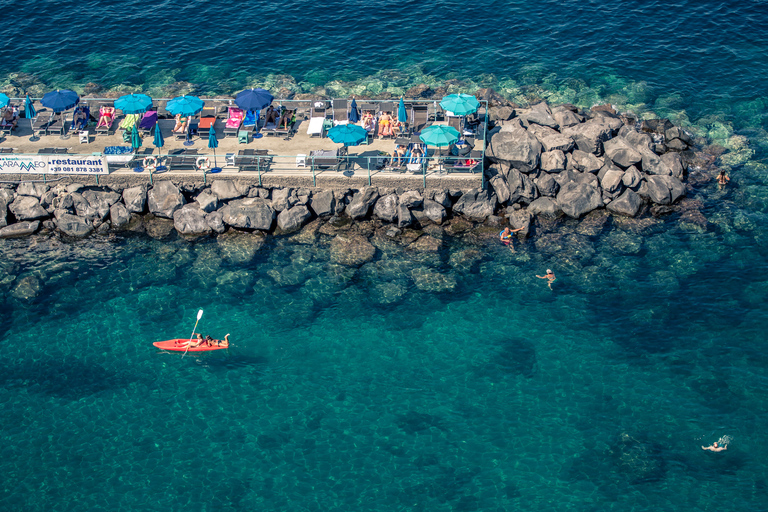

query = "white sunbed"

[{"left": 307, "top": 116, "right": 325, "bottom": 137}]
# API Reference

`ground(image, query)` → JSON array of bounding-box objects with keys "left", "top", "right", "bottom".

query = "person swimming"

[
  {"left": 536, "top": 269, "right": 556, "bottom": 289},
  {"left": 702, "top": 441, "right": 727, "bottom": 452}
]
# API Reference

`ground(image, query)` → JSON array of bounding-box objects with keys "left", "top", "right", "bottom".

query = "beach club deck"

[{"left": 0, "top": 96, "right": 487, "bottom": 188}]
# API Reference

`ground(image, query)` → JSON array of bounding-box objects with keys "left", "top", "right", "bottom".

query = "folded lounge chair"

[
  {"left": 222, "top": 107, "right": 244, "bottom": 137},
  {"left": 119, "top": 113, "right": 141, "bottom": 134}
]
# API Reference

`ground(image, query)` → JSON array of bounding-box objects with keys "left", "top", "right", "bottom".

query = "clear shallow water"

[{"left": 1, "top": 210, "right": 768, "bottom": 511}]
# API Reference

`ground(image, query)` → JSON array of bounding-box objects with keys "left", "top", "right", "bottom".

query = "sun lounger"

[
  {"left": 69, "top": 106, "right": 90, "bottom": 133},
  {"left": 309, "top": 147, "right": 348, "bottom": 171},
  {"left": 444, "top": 150, "right": 482, "bottom": 173},
  {"left": 95, "top": 106, "right": 117, "bottom": 135},
  {"left": 411, "top": 104, "right": 430, "bottom": 133},
  {"left": 0, "top": 148, "right": 13, "bottom": 153},
  {"left": 332, "top": 99, "right": 348, "bottom": 125},
  {"left": 307, "top": 102, "right": 328, "bottom": 138},
  {"left": 222, "top": 107, "right": 244, "bottom": 137},
  {"left": 197, "top": 115, "right": 216, "bottom": 137},
  {"left": 236, "top": 149, "right": 272, "bottom": 172},
  {"left": 46, "top": 113, "right": 66, "bottom": 136},
  {"left": 31, "top": 112, "right": 53, "bottom": 135},
  {"left": 138, "top": 111, "right": 158, "bottom": 136}
]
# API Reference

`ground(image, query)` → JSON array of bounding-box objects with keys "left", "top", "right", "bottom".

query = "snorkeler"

[
  {"left": 702, "top": 441, "right": 727, "bottom": 452},
  {"left": 536, "top": 269, "right": 556, "bottom": 290}
]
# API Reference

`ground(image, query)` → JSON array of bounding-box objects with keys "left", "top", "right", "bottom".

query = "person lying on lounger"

[
  {"left": 279, "top": 110, "right": 294, "bottom": 130},
  {"left": 362, "top": 112, "right": 375, "bottom": 132},
  {"left": 172, "top": 113, "right": 188, "bottom": 133},
  {"left": 1, "top": 108, "right": 17, "bottom": 129},
  {"left": 265, "top": 106, "right": 279, "bottom": 125},
  {"left": 378, "top": 112, "right": 393, "bottom": 137},
  {"left": 96, "top": 106, "right": 115, "bottom": 129},
  {"left": 393, "top": 144, "right": 407, "bottom": 165}
]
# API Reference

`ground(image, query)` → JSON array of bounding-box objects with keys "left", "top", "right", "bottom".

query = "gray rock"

[
  {"left": 571, "top": 150, "right": 604, "bottom": 174},
  {"left": 600, "top": 169, "right": 625, "bottom": 197},
  {"left": 527, "top": 197, "right": 561, "bottom": 218},
  {"left": 541, "top": 150, "right": 566, "bottom": 172},
  {"left": 195, "top": 190, "right": 220, "bottom": 213},
  {"left": 535, "top": 173, "right": 560, "bottom": 197},
  {"left": 270, "top": 187, "right": 295, "bottom": 212},
  {"left": 346, "top": 187, "right": 379, "bottom": 220},
  {"left": 552, "top": 109, "right": 582, "bottom": 128},
  {"left": 452, "top": 188, "right": 496, "bottom": 221},
  {"left": 277, "top": 204, "right": 312, "bottom": 233},
  {"left": 330, "top": 234, "right": 376, "bottom": 267},
  {"left": 56, "top": 213, "right": 93, "bottom": 237},
  {"left": 523, "top": 102, "right": 559, "bottom": 129},
  {"left": 148, "top": 181, "right": 186, "bottom": 218},
  {"left": 644, "top": 176, "right": 673, "bottom": 204},
  {"left": 561, "top": 119, "right": 614, "bottom": 155},
  {"left": 40, "top": 190, "right": 55, "bottom": 210},
  {"left": 399, "top": 190, "right": 423, "bottom": 208},
  {"left": 489, "top": 174, "right": 511, "bottom": 204},
  {"left": 624, "top": 130, "right": 653, "bottom": 150},
  {"left": 109, "top": 202, "right": 131, "bottom": 229},
  {"left": 0, "top": 220, "right": 39, "bottom": 238},
  {"left": 665, "top": 126, "right": 693, "bottom": 146},
  {"left": 173, "top": 204, "right": 211, "bottom": 235},
  {"left": 219, "top": 197, "right": 275, "bottom": 230},
  {"left": 82, "top": 189, "right": 121, "bottom": 220},
  {"left": 603, "top": 137, "right": 642, "bottom": 168},
  {"left": 507, "top": 168, "right": 539, "bottom": 205},
  {"left": 0, "top": 188, "right": 14, "bottom": 205},
  {"left": 122, "top": 186, "right": 147, "bottom": 213},
  {"left": 16, "top": 182, "right": 49, "bottom": 198},
  {"left": 373, "top": 194, "right": 398, "bottom": 222},
  {"left": 210, "top": 180, "right": 243, "bottom": 201},
  {"left": 556, "top": 181, "right": 604, "bottom": 218},
  {"left": 660, "top": 152, "right": 685, "bottom": 180},
  {"left": 622, "top": 166, "right": 643, "bottom": 189},
  {"left": 433, "top": 190, "right": 452, "bottom": 208},
  {"left": 205, "top": 211, "right": 226, "bottom": 234},
  {"left": 66, "top": 183, "right": 84, "bottom": 193},
  {"left": 509, "top": 209, "right": 533, "bottom": 237},
  {"left": 540, "top": 134, "right": 575, "bottom": 153},
  {"left": 487, "top": 120, "right": 542, "bottom": 173},
  {"left": 607, "top": 189, "right": 642, "bottom": 217},
  {"left": 397, "top": 203, "right": 413, "bottom": 228},
  {"left": 488, "top": 106, "right": 515, "bottom": 122},
  {"left": 9, "top": 196, "right": 48, "bottom": 220},
  {"left": 421, "top": 199, "right": 446, "bottom": 224},
  {"left": 310, "top": 189, "right": 336, "bottom": 217}
]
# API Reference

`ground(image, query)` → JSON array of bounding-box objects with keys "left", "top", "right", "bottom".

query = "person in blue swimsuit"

[{"left": 499, "top": 226, "right": 523, "bottom": 245}]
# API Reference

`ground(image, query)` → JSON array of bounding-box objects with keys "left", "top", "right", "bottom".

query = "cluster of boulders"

[{"left": 485, "top": 101, "right": 692, "bottom": 219}]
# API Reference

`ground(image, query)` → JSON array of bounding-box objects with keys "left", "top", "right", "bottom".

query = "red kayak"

[{"left": 153, "top": 339, "right": 228, "bottom": 352}]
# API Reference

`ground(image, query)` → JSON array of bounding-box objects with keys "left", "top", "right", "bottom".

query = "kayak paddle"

[{"left": 183, "top": 309, "right": 204, "bottom": 358}]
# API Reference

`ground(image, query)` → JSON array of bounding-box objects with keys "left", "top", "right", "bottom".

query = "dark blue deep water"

[{"left": 2, "top": 1, "right": 768, "bottom": 511}]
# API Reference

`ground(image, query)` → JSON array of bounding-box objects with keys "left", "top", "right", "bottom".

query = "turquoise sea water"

[{"left": 2, "top": 0, "right": 768, "bottom": 510}]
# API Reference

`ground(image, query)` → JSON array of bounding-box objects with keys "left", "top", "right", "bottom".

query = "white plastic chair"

[
  {"left": 79, "top": 131, "right": 89, "bottom": 144},
  {"left": 296, "top": 154, "right": 306, "bottom": 167}
]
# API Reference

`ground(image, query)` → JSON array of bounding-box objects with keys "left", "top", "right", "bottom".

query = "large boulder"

[
  {"left": 534, "top": 173, "right": 560, "bottom": 197},
  {"left": 147, "top": 181, "right": 186, "bottom": 218},
  {"left": 644, "top": 175, "right": 685, "bottom": 205},
  {"left": 205, "top": 211, "right": 226, "bottom": 234},
  {"left": 660, "top": 152, "right": 686, "bottom": 180},
  {"left": 540, "top": 134, "right": 575, "bottom": 153},
  {"left": 17, "top": 182, "right": 49, "bottom": 198},
  {"left": 556, "top": 180, "right": 604, "bottom": 218},
  {"left": 277, "top": 204, "right": 312, "bottom": 233},
  {"left": 109, "top": 202, "right": 131, "bottom": 229},
  {"left": 452, "top": 188, "right": 496, "bottom": 220},
  {"left": 522, "top": 102, "right": 559, "bottom": 129},
  {"left": 624, "top": 130, "right": 653, "bottom": 150},
  {"left": 399, "top": 190, "right": 423, "bottom": 209},
  {"left": 421, "top": 199, "right": 447, "bottom": 224},
  {"left": 603, "top": 137, "right": 642, "bottom": 168},
  {"left": 210, "top": 180, "right": 243, "bottom": 201},
  {"left": 195, "top": 190, "right": 220, "bottom": 213},
  {"left": 346, "top": 187, "right": 379, "bottom": 219},
  {"left": 8, "top": 196, "right": 48, "bottom": 220},
  {"left": 0, "top": 221, "right": 39, "bottom": 238},
  {"left": 55, "top": 213, "right": 93, "bottom": 237},
  {"left": 173, "top": 204, "right": 211, "bottom": 235},
  {"left": 541, "top": 150, "right": 566, "bottom": 173},
  {"left": 487, "top": 120, "right": 542, "bottom": 173},
  {"left": 527, "top": 197, "right": 561, "bottom": 218},
  {"left": 607, "top": 189, "right": 642, "bottom": 217},
  {"left": 373, "top": 194, "right": 398, "bottom": 222},
  {"left": 509, "top": 209, "right": 533, "bottom": 237},
  {"left": 310, "top": 189, "right": 336, "bottom": 217},
  {"left": 122, "top": 186, "right": 147, "bottom": 213},
  {"left": 270, "top": 187, "right": 295, "bottom": 212},
  {"left": 600, "top": 169, "right": 625, "bottom": 197},
  {"left": 397, "top": 203, "right": 413, "bottom": 228},
  {"left": 219, "top": 197, "right": 275, "bottom": 230},
  {"left": 570, "top": 150, "right": 604, "bottom": 174},
  {"left": 489, "top": 173, "right": 511, "bottom": 204},
  {"left": 561, "top": 119, "right": 614, "bottom": 155},
  {"left": 330, "top": 234, "right": 376, "bottom": 267},
  {"left": 81, "top": 189, "right": 121, "bottom": 220},
  {"left": 552, "top": 109, "right": 582, "bottom": 128},
  {"left": 507, "top": 169, "right": 539, "bottom": 205},
  {"left": 622, "top": 166, "right": 643, "bottom": 189}
]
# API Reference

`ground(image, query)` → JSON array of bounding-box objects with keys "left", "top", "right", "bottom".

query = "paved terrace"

[{"left": 0, "top": 98, "right": 486, "bottom": 190}]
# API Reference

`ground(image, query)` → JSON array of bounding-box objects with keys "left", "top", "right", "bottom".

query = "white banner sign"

[{"left": 0, "top": 155, "right": 109, "bottom": 175}]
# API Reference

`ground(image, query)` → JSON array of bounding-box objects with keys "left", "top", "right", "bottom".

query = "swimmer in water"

[
  {"left": 717, "top": 170, "right": 730, "bottom": 187},
  {"left": 702, "top": 441, "right": 727, "bottom": 452},
  {"left": 536, "top": 269, "right": 556, "bottom": 290},
  {"left": 499, "top": 226, "right": 524, "bottom": 245}
]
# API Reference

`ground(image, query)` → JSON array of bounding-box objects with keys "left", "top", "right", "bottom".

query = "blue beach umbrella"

[
  {"left": 419, "top": 125, "right": 460, "bottom": 147},
  {"left": 349, "top": 98, "right": 360, "bottom": 123},
  {"left": 439, "top": 93, "right": 479, "bottom": 116},
  {"left": 24, "top": 94, "right": 36, "bottom": 119},
  {"left": 208, "top": 127, "right": 219, "bottom": 170},
  {"left": 235, "top": 88, "right": 274, "bottom": 111},
  {"left": 166, "top": 95, "right": 204, "bottom": 116},
  {"left": 153, "top": 123, "right": 166, "bottom": 172},
  {"left": 0, "top": 94, "right": 8, "bottom": 108},
  {"left": 41, "top": 89, "right": 80, "bottom": 112},
  {"left": 327, "top": 123, "right": 367, "bottom": 146},
  {"left": 115, "top": 93, "right": 153, "bottom": 114},
  {"left": 131, "top": 127, "right": 142, "bottom": 150},
  {"left": 398, "top": 97, "right": 407, "bottom": 124}
]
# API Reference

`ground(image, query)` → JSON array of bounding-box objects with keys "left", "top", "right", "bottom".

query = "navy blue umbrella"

[
  {"left": 349, "top": 98, "right": 360, "bottom": 123},
  {"left": 41, "top": 89, "right": 79, "bottom": 112},
  {"left": 235, "top": 88, "right": 274, "bottom": 111}
]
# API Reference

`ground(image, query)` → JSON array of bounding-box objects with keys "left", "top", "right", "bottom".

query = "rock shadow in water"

[{"left": 474, "top": 337, "right": 537, "bottom": 380}]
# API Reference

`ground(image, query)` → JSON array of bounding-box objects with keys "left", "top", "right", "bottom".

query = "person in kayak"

[
  {"left": 178, "top": 333, "right": 207, "bottom": 348},
  {"left": 214, "top": 334, "right": 230, "bottom": 347}
]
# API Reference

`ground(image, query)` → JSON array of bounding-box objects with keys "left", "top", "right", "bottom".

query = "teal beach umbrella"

[
  {"left": 207, "top": 127, "right": 219, "bottom": 170},
  {"left": 131, "top": 127, "right": 142, "bottom": 150},
  {"left": 327, "top": 124, "right": 367, "bottom": 146},
  {"left": 25, "top": 94, "right": 36, "bottom": 119},
  {"left": 166, "top": 95, "right": 204, "bottom": 116},
  {"left": 398, "top": 98, "right": 407, "bottom": 124},
  {"left": 153, "top": 123, "right": 165, "bottom": 172},
  {"left": 115, "top": 94, "right": 153, "bottom": 114},
  {"left": 0, "top": 94, "right": 9, "bottom": 108},
  {"left": 419, "top": 125, "right": 460, "bottom": 147},
  {"left": 439, "top": 94, "right": 479, "bottom": 116}
]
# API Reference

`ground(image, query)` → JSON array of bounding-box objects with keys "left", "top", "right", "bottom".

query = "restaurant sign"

[{"left": 0, "top": 155, "right": 109, "bottom": 175}]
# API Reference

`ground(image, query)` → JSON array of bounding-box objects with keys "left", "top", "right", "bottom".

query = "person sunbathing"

[
  {"left": 393, "top": 144, "right": 407, "bottom": 165},
  {"left": 362, "top": 112, "right": 375, "bottom": 132},
  {"left": 265, "top": 106, "right": 278, "bottom": 125},
  {"left": 378, "top": 112, "right": 393, "bottom": 137},
  {"left": 71, "top": 108, "right": 88, "bottom": 130},
  {"left": 1, "top": 108, "right": 17, "bottom": 129},
  {"left": 96, "top": 106, "right": 114, "bottom": 129},
  {"left": 172, "top": 113, "right": 188, "bottom": 133},
  {"left": 279, "top": 110, "right": 293, "bottom": 130}
]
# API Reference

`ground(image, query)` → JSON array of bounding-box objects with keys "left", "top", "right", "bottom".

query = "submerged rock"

[
  {"left": 410, "top": 267, "right": 457, "bottom": 292},
  {"left": 330, "top": 234, "right": 376, "bottom": 267},
  {"left": 55, "top": 213, "right": 93, "bottom": 237},
  {"left": 11, "top": 275, "right": 42, "bottom": 301},
  {"left": 0, "top": 220, "right": 39, "bottom": 238},
  {"left": 217, "top": 230, "right": 265, "bottom": 263}
]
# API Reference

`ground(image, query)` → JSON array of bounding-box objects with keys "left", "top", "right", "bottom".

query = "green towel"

[{"left": 120, "top": 113, "right": 140, "bottom": 130}]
